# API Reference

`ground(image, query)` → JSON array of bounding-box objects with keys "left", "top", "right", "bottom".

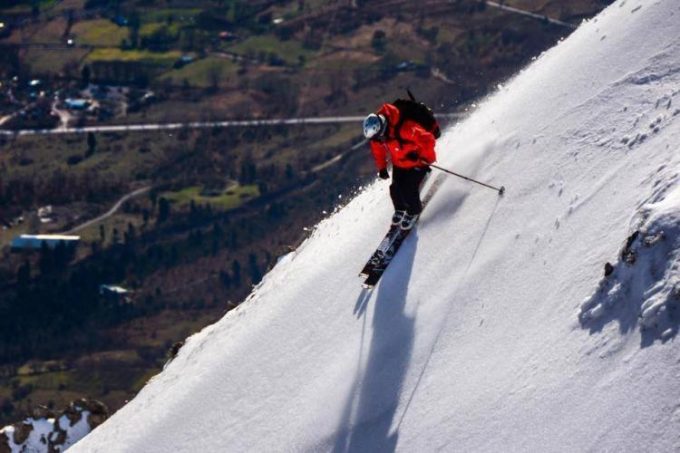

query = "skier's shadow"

[
  {"left": 353, "top": 289, "right": 371, "bottom": 317},
  {"left": 334, "top": 232, "right": 418, "bottom": 453}
]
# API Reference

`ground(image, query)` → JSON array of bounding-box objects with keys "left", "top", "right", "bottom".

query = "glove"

[
  {"left": 378, "top": 169, "right": 389, "bottom": 180},
  {"left": 405, "top": 151, "right": 419, "bottom": 162}
]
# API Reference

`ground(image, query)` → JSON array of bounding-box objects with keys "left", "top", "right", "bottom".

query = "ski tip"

[{"left": 498, "top": 186, "right": 506, "bottom": 196}]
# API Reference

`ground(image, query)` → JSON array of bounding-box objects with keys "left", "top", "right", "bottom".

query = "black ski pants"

[{"left": 390, "top": 166, "right": 428, "bottom": 215}]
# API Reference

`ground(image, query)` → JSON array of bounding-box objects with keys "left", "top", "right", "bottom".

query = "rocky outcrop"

[
  {"left": 13, "top": 421, "right": 34, "bottom": 445},
  {"left": 65, "top": 399, "right": 108, "bottom": 430},
  {"left": 579, "top": 186, "right": 680, "bottom": 345},
  {"left": 0, "top": 398, "right": 109, "bottom": 452},
  {"left": 0, "top": 432, "right": 11, "bottom": 453}
]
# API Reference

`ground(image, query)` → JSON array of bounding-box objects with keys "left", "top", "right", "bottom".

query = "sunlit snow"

[{"left": 74, "top": 1, "right": 680, "bottom": 451}]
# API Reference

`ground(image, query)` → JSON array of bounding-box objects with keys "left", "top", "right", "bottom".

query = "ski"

[
  {"left": 358, "top": 224, "right": 401, "bottom": 277},
  {"left": 361, "top": 173, "right": 445, "bottom": 288},
  {"left": 358, "top": 172, "right": 433, "bottom": 277},
  {"left": 362, "top": 227, "right": 414, "bottom": 288}
]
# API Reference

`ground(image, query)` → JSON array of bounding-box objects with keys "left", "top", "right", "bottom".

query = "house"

[
  {"left": 10, "top": 234, "right": 80, "bottom": 251},
  {"left": 141, "top": 91, "right": 156, "bottom": 103},
  {"left": 37, "top": 205, "right": 54, "bottom": 223},
  {"left": 396, "top": 60, "right": 416, "bottom": 71},
  {"left": 64, "top": 98, "right": 90, "bottom": 110},
  {"left": 218, "top": 31, "right": 240, "bottom": 41},
  {"left": 113, "top": 15, "right": 128, "bottom": 26},
  {"left": 99, "top": 285, "right": 132, "bottom": 304},
  {"left": 173, "top": 55, "right": 194, "bottom": 69},
  {"left": 91, "top": 85, "right": 109, "bottom": 100}
]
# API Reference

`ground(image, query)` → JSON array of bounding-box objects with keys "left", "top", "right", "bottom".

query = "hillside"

[
  {"left": 0, "top": 0, "right": 613, "bottom": 428},
  {"left": 67, "top": 0, "right": 680, "bottom": 451}
]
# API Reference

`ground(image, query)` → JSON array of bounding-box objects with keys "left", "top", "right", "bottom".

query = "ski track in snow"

[{"left": 73, "top": 1, "right": 680, "bottom": 452}]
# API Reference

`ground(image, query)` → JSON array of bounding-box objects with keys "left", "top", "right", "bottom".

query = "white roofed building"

[{"left": 10, "top": 234, "right": 80, "bottom": 251}]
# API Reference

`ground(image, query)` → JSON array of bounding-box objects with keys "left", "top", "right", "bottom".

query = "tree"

[
  {"left": 39, "top": 241, "right": 55, "bottom": 275},
  {"left": 129, "top": 12, "right": 141, "bottom": 48},
  {"left": 285, "top": 163, "right": 295, "bottom": 180},
  {"left": 157, "top": 197, "right": 171, "bottom": 224},
  {"left": 248, "top": 253, "right": 262, "bottom": 284},
  {"left": 371, "top": 30, "right": 387, "bottom": 53},
  {"left": 239, "top": 158, "right": 257, "bottom": 185},
  {"left": 211, "top": 223, "right": 222, "bottom": 256},
  {"left": 207, "top": 64, "right": 221, "bottom": 93},
  {"left": 81, "top": 65, "right": 91, "bottom": 88},
  {"left": 86, "top": 132, "right": 97, "bottom": 157},
  {"left": 219, "top": 270, "right": 231, "bottom": 288},
  {"left": 302, "top": 28, "right": 323, "bottom": 51},
  {"left": 53, "top": 240, "right": 72, "bottom": 269},
  {"left": 232, "top": 260, "right": 241, "bottom": 286},
  {"left": 17, "top": 260, "right": 31, "bottom": 290},
  {"left": 179, "top": 28, "right": 196, "bottom": 52},
  {"left": 125, "top": 222, "right": 136, "bottom": 244}
]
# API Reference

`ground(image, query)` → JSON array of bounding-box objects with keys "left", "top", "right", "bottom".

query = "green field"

[
  {"left": 72, "top": 19, "right": 129, "bottom": 47},
  {"left": 163, "top": 184, "right": 260, "bottom": 210},
  {"left": 159, "top": 56, "right": 238, "bottom": 87},
  {"left": 0, "top": 0, "right": 58, "bottom": 14},
  {"left": 229, "top": 34, "right": 313, "bottom": 65},
  {"left": 23, "top": 47, "right": 90, "bottom": 75},
  {"left": 76, "top": 212, "right": 147, "bottom": 249},
  {"left": 139, "top": 22, "right": 181, "bottom": 39},
  {"left": 140, "top": 8, "right": 202, "bottom": 23},
  {"left": 87, "top": 48, "right": 182, "bottom": 66}
]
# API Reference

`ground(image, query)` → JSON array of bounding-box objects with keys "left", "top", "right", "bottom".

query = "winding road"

[
  {"left": 486, "top": 1, "right": 578, "bottom": 29},
  {"left": 64, "top": 186, "right": 151, "bottom": 234}
]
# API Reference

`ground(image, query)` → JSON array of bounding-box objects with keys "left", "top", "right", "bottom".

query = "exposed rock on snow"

[
  {"left": 0, "top": 399, "right": 108, "bottom": 453},
  {"left": 580, "top": 185, "right": 680, "bottom": 345}
]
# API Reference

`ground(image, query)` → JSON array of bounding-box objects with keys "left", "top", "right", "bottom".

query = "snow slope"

[{"left": 74, "top": 1, "right": 680, "bottom": 451}]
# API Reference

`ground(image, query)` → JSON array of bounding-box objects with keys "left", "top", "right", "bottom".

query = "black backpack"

[{"left": 392, "top": 90, "right": 441, "bottom": 142}]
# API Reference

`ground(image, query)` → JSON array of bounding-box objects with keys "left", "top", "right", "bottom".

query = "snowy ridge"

[
  {"left": 0, "top": 399, "right": 106, "bottom": 453},
  {"left": 74, "top": 1, "right": 680, "bottom": 451}
]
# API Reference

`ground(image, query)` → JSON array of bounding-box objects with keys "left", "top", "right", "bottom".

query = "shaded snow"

[
  {"left": 580, "top": 183, "right": 680, "bottom": 344},
  {"left": 74, "top": 1, "right": 680, "bottom": 451}
]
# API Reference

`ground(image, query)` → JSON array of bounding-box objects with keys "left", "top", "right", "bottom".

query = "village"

[{"left": 0, "top": 74, "right": 156, "bottom": 131}]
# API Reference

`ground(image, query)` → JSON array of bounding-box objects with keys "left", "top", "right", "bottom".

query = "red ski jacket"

[{"left": 369, "top": 103, "right": 437, "bottom": 171}]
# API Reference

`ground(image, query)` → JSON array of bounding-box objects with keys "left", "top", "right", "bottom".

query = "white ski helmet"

[{"left": 362, "top": 113, "right": 386, "bottom": 140}]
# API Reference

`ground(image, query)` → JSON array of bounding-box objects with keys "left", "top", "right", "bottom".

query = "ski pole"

[{"left": 427, "top": 163, "right": 505, "bottom": 196}]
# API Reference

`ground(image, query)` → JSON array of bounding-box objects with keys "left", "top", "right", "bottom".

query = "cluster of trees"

[
  {"left": 196, "top": 2, "right": 269, "bottom": 33},
  {"left": 0, "top": 45, "right": 20, "bottom": 79},
  {"left": 0, "top": 246, "right": 131, "bottom": 363},
  {"left": 4, "top": 98, "right": 59, "bottom": 131},
  {"left": 89, "top": 60, "right": 152, "bottom": 87},
  {"left": 0, "top": 179, "right": 287, "bottom": 364},
  {"left": 0, "top": 170, "right": 123, "bottom": 210}
]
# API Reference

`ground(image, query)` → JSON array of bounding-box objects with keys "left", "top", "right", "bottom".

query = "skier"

[{"left": 363, "top": 102, "right": 438, "bottom": 230}]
